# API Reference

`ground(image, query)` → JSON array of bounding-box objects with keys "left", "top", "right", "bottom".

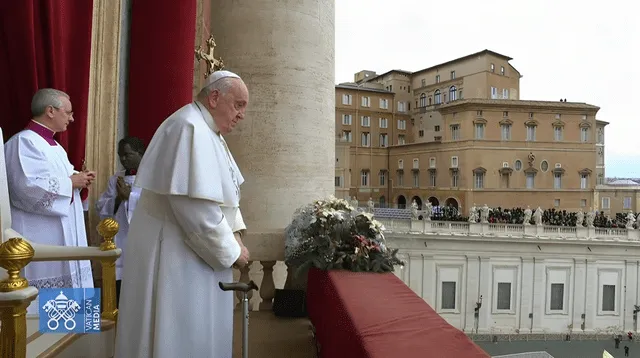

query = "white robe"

[
  {"left": 115, "top": 102, "right": 246, "bottom": 358},
  {"left": 3, "top": 129, "right": 94, "bottom": 315},
  {"left": 95, "top": 171, "right": 141, "bottom": 280}
]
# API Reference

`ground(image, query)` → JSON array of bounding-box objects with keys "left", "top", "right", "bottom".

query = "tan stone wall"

[{"left": 595, "top": 187, "right": 640, "bottom": 214}]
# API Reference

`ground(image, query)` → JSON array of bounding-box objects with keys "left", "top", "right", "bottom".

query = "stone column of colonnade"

[{"left": 209, "top": 0, "right": 335, "bottom": 306}]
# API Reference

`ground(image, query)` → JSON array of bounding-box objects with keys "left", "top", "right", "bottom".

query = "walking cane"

[{"left": 219, "top": 280, "right": 259, "bottom": 358}]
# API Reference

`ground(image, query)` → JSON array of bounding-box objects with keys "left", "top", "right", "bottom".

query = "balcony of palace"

[{"left": 3, "top": 203, "right": 640, "bottom": 356}]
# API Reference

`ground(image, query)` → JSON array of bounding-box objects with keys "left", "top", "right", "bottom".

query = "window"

[
  {"left": 602, "top": 197, "right": 610, "bottom": 209},
  {"left": 441, "top": 282, "right": 456, "bottom": 310},
  {"left": 581, "top": 199, "right": 587, "bottom": 207},
  {"left": 526, "top": 173, "right": 535, "bottom": 188},
  {"left": 554, "top": 126, "right": 563, "bottom": 141},
  {"left": 580, "top": 174, "right": 588, "bottom": 189},
  {"left": 435, "top": 74, "right": 440, "bottom": 83},
  {"left": 397, "top": 120, "right": 406, "bottom": 130},
  {"left": 379, "top": 118, "right": 388, "bottom": 128},
  {"left": 554, "top": 199, "right": 560, "bottom": 207},
  {"left": 342, "top": 94, "right": 352, "bottom": 105},
  {"left": 450, "top": 71, "right": 456, "bottom": 80},
  {"left": 451, "top": 172, "right": 459, "bottom": 187},
  {"left": 360, "top": 116, "right": 370, "bottom": 127},
  {"left": 449, "top": 86, "right": 457, "bottom": 101},
  {"left": 361, "top": 96, "right": 370, "bottom": 107},
  {"left": 450, "top": 125, "right": 460, "bottom": 140},
  {"left": 541, "top": 161, "right": 549, "bottom": 172},
  {"left": 502, "top": 88, "right": 509, "bottom": 99},
  {"left": 476, "top": 110, "right": 483, "bottom": 117},
  {"left": 624, "top": 197, "right": 632, "bottom": 209},
  {"left": 379, "top": 171, "right": 386, "bottom": 186},
  {"left": 429, "top": 171, "right": 436, "bottom": 186},
  {"left": 379, "top": 98, "right": 388, "bottom": 109},
  {"left": 398, "top": 102, "right": 406, "bottom": 112},
  {"left": 435, "top": 125, "right": 440, "bottom": 132},
  {"left": 602, "top": 284, "right": 616, "bottom": 312},
  {"left": 497, "top": 282, "right": 511, "bottom": 310},
  {"left": 490, "top": 63, "right": 495, "bottom": 72},
  {"left": 418, "top": 130, "right": 424, "bottom": 137},
  {"left": 554, "top": 173, "right": 562, "bottom": 189},
  {"left": 529, "top": 112, "right": 534, "bottom": 119},
  {"left": 397, "top": 135, "right": 405, "bottom": 145},
  {"left": 514, "top": 160, "right": 522, "bottom": 171},
  {"left": 555, "top": 114, "right": 561, "bottom": 120},
  {"left": 429, "top": 157, "right": 436, "bottom": 168},
  {"left": 434, "top": 90, "right": 441, "bottom": 104},
  {"left": 412, "top": 172, "right": 419, "bottom": 187},
  {"left": 597, "top": 174, "right": 604, "bottom": 185},
  {"left": 500, "top": 66, "right": 505, "bottom": 75},
  {"left": 342, "top": 130, "right": 352, "bottom": 142},
  {"left": 490, "top": 87, "right": 498, "bottom": 99},
  {"left": 550, "top": 283, "right": 564, "bottom": 310},
  {"left": 475, "top": 123, "right": 485, "bottom": 139},
  {"left": 361, "top": 132, "right": 370, "bottom": 147},
  {"left": 581, "top": 128, "right": 589, "bottom": 142},
  {"left": 398, "top": 160, "right": 403, "bottom": 169},
  {"left": 501, "top": 124, "right": 511, "bottom": 140},
  {"left": 342, "top": 114, "right": 352, "bottom": 125},
  {"left": 334, "top": 176, "right": 342, "bottom": 187},
  {"left": 413, "top": 158, "right": 420, "bottom": 169},
  {"left": 526, "top": 125, "right": 536, "bottom": 141},
  {"left": 475, "top": 173, "right": 484, "bottom": 189},
  {"left": 379, "top": 134, "right": 388, "bottom": 147},
  {"left": 360, "top": 170, "right": 369, "bottom": 186},
  {"left": 397, "top": 172, "right": 404, "bottom": 186},
  {"left": 421, "top": 79, "right": 426, "bottom": 87},
  {"left": 419, "top": 93, "right": 427, "bottom": 107},
  {"left": 503, "top": 111, "right": 509, "bottom": 117},
  {"left": 451, "top": 156, "right": 458, "bottom": 167}
]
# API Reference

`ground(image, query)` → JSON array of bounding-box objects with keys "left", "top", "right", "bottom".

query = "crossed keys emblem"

[{"left": 42, "top": 295, "right": 81, "bottom": 331}]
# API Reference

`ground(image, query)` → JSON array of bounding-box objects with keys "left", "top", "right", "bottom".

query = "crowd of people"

[{"left": 428, "top": 205, "right": 631, "bottom": 228}]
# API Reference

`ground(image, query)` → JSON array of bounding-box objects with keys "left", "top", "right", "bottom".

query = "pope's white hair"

[
  {"left": 197, "top": 77, "right": 238, "bottom": 100},
  {"left": 31, "top": 88, "right": 69, "bottom": 117}
]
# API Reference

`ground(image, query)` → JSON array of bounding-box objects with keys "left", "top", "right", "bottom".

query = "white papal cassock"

[
  {"left": 114, "top": 100, "right": 246, "bottom": 358},
  {"left": 96, "top": 171, "right": 141, "bottom": 280},
  {"left": 4, "top": 121, "right": 94, "bottom": 315}
]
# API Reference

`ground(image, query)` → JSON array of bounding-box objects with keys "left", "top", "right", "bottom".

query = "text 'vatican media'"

[{"left": 38, "top": 288, "right": 102, "bottom": 334}]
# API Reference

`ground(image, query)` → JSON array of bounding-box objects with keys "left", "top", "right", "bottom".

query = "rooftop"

[{"left": 437, "top": 98, "right": 601, "bottom": 112}]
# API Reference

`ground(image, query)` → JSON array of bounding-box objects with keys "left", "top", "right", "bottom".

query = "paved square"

[{"left": 476, "top": 340, "right": 639, "bottom": 357}]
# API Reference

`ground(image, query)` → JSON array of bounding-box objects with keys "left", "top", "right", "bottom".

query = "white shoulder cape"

[{"left": 134, "top": 102, "right": 244, "bottom": 206}]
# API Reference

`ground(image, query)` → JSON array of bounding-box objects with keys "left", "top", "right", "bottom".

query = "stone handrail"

[
  {"left": 377, "top": 218, "right": 640, "bottom": 241},
  {"left": 0, "top": 218, "right": 121, "bottom": 358}
]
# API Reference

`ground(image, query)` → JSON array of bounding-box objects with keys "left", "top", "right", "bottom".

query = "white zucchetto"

[{"left": 204, "top": 70, "right": 241, "bottom": 88}]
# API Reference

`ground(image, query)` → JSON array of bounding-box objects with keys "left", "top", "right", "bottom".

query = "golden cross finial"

[{"left": 195, "top": 35, "right": 224, "bottom": 78}]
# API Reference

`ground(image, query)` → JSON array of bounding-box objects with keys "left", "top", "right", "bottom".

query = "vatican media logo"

[{"left": 38, "top": 288, "right": 101, "bottom": 334}]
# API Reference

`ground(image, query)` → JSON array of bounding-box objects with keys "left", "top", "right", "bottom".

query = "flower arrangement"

[{"left": 285, "top": 195, "right": 404, "bottom": 277}]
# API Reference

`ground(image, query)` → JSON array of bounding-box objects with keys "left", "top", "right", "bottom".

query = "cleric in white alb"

[
  {"left": 95, "top": 136, "right": 145, "bottom": 306},
  {"left": 114, "top": 70, "right": 251, "bottom": 358},
  {"left": 3, "top": 88, "right": 96, "bottom": 315}
]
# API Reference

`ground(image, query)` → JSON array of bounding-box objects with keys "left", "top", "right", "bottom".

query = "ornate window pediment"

[
  {"left": 499, "top": 167, "right": 513, "bottom": 175},
  {"left": 449, "top": 167, "right": 459, "bottom": 173},
  {"left": 524, "top": 166, "right": 538, "bottom": 175},
  {"left": 412, "top": 168, "right": 420, "bottom": 172},
  {"left": 473, "top": 117, "right": 487, "bottom": 125},
  {"left": 579, "top": 121, "right": 592, "bottom": 128},
  {"left": 578, "top": 168, "right": 592, "bottom": 175},
  {"left": 552, "top": 120, "right": 565, "bottom": 128},
  {"left": 524, "top": 119, "right": 538, "bottom": 127},
  {"left": 428, "top": 168, "right": 437, "bottom": 173},
  {"left": 552, "top": 167, "right": 565, "bottom": 175},
  {"left": 473, "top": 167, "right": 486, "bottom": 175},
  {"left": 499, "top": 118, "right": 513, "bottom": 126},
  {"left": 396, "top": 168, "right": 404, "bottom": 173}
]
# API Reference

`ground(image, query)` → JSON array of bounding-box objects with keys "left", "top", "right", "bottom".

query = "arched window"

[
  {"left": 449, "top": 86, "right": 457, "bottom": 101},
  {"left": 434, "top": 90, "right": 441, "bottom": 104},
  {"left": 419, "top": 93, "right": 427, "bottom": 107}
]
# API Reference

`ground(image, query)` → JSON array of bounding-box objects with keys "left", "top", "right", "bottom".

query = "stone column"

[{"left": 209, "top": 1, "right": 335, "bottom": 247}]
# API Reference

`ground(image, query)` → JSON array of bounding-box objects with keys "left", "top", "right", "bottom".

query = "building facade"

[{"left": 335, "top": 50, "right": 611, "bottom": 212}]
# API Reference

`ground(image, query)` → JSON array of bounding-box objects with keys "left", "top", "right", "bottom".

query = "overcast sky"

[{"left": 335, "top": 0, "right": 639, "bottom": 178}]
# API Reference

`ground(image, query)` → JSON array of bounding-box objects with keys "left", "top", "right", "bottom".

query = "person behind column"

[
  {"left": 3, "top": 88, "right": 96, "bottom": 314},
  {"left": 95, "top": 136, "right": 145, "bottom": 306},
  {"left": 115, "top": 70, "right": 251, "bottom": 358}
]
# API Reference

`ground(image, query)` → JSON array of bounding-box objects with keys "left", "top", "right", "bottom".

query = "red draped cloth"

[
  {"left": 127, "top": 0, "right": 197, "bottom": 145},
  {"left": 307, "top": 268, "right": 490, "bottom": 358},
  {"left": 0, "top": 0, "right": 93, "bottom": 174}
]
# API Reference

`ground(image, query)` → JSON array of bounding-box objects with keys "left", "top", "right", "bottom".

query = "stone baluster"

[
  {"left": 235, "top": 261, "right": 253, "bottom": 310},
  {"left": 259, "top": 261, "right": 276, "bottom": 310}
]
